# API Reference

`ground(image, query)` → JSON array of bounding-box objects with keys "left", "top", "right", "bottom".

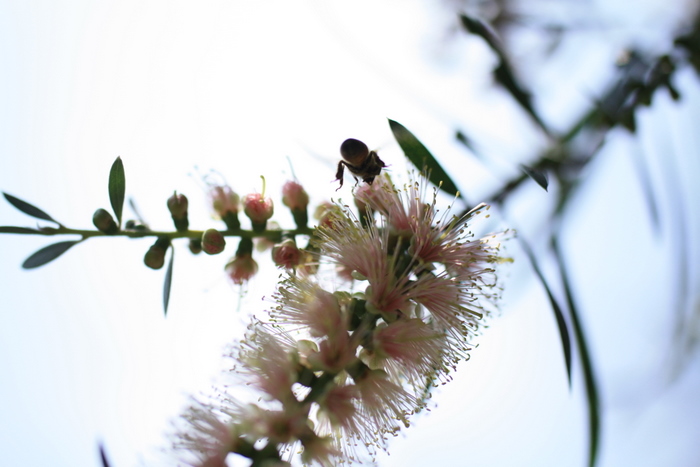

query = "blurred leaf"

[
  {"left": 459, "top": 14, "right": 549, "bottom": 135},
  {"left": 99, "top": 443, "right": 112, "bottom": 467},
  {"left": 0, "top": 226, "right": 43, "bottom": 234},
  {"left": 109, "top": 157, "right": 126, "bottom": 226},
  {"left": 494, "top": 63, "right": 550, "bottom": 135},
  {"left": 455, "top": 129, "right": 478, "bottom": 154},
  {"left": 388, "top": 119, "right": 461, "bottom": 198},
  {"left": 520, "top": 165, "right": 549, "bottom": 191},
  {"left": 520, "top": 237, "right": 572, "bottom": 385},
  {"left": 459, "top": 14, "right": 504, "bottom": 60},
  {"left": 3, "top": 192, "right": 59, "bottom": 224},
  {"left": 22, "top": 240, "right": 80, "bottom": 269},
  {"left": 552, "top": 237, "right": 599, "bottom": 467},
  {"left": 163, "top": 247, "right": 174, "bottom": 316}
]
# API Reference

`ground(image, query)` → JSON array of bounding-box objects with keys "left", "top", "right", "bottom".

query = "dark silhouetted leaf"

[
  {"left": 552, "top": 237, "right": 599, "bottom": 467},
  {"left": 494, "top": 63, "right": 550, "bottom": 135},
  {"left": 520, "top": 237, "right": 572, "bottom": 385},
  {"left": 455, "top": 129, "right": 478, "bottom": 154},
  {"left": 3, "top": 193, "right": 59, "bottom": 224},
  {"left": 388, "top": 119, "right": 461, "bottom": 198},
  {"left": 109, "top": 157, "right": 126, "bottom": 226},
  {"left": 163, "top": 247, "right": 174, "bottom": 316},
  {"left": 22, "top": 240, "right": 80, "bottom": 269},
  {"left": 521, "top": 165, "right": 549, "bottom": 191},
  {"left": 459, "top": 15, "right": 550, "bottom": 135},
  {"left": 459, "top": 14, "right": 504, "bottom": 60},
  {"left": 99, "top": 443, "right": 112, "bottom": 467},
  {"left": 0, "top": 226, "right": 42, "bottom": 234}
]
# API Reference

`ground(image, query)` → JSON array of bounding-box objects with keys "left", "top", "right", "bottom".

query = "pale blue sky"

[{"left": 1, "top": 1, "right": 699, "bottom": 466}]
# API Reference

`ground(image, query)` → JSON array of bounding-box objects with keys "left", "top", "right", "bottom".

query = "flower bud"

[
  {"left": 282, "top": 181, "right": 310, "bottom": 228},
  {"left": 92, "top": 208, "right": 118, "bottom": 234},
  {"left": 201, "top": 228, "right": 226, "bottom": 255},
  {"left": 271, "top": 238, "right": 301, "bottom": 269},
  {"left": 243, "top": 193, "right": 274, "bottom": 232},
  {"left": 167, "top": 192, "right": 189, "bottom": 232},
  {"left": 225, "top": 253, "right": 258, "bottom": 284},
  {"left": 209, "top": 185, "right": 241, "bottom": 230},
  {"left": 188, "top": 238, "right": 202, "bottom": 254},
  {"left": 144, "top": 237, "right": 170, "bottom": 270}
]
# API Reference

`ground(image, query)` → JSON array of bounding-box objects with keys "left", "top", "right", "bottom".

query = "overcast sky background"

[{"left": 1, "top": 1, "right": 700, "bottom": 466}]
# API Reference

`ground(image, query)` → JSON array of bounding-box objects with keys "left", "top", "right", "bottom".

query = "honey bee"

[{"left": 335, "top": 138, "right": 387, "bottom": 190}]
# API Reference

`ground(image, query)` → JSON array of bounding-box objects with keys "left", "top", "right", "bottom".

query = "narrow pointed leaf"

[
  {"left": 459, "top": 14, "right": 505, "bottom": 60},
  {"left": 521, "top": 165, "right": 549, "bottom": 191},
  {"left": 455, "top": 129, "right": 478, "bottom": 154},
  {"left": 388, "top": 119, "right": 461, "bottom": 198},
  {"left": 99, "top": 443, "right": 112, "bottom": 467},
  {"left": 163, "top": 247, "right": 174, "bottom": 316},
  {"left": 3, "top": 192, "right": 59, "bottom": 224},
  {"left": 0, "top": 226, "right": 43, "bottom": 234},
  {"left": 520, "top": 237, "right": 572, "bottom": 385},
  {"left": 22, "top": 240, "right": 80, "bottom": 269},
  {"left": 108, "top": 157, "right": 126, "bottom": 226},
  {"left": 552, "top": 237, "right": 600, "bottom": 467}
]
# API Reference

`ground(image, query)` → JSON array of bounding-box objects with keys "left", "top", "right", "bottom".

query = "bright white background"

[{"left": 1, "top": 1, "right": 699, "bottom": 466}]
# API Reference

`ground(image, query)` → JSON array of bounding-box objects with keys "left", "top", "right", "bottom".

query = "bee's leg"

[{"left": 335, "top": 161, "right": 346, "bottom": 190}]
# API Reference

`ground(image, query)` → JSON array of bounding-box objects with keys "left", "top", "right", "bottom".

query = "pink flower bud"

[
  {"left": 225, "top": 254, "right": 258, "bottom": 284},
  {"left": 201, "top": 228, "right": 226, "bottom": 255},
  {"left": 243, "top": 193, "right": 274, "bottom": 223},
  {"left": 209, "top": 185, "right": 239, "bottom": 218},
  {"left": 282, "top": 181, "right": 309, "bottom": 211},
  {"left": 271, "top": 239, "right": 301, "bottom": 269}
]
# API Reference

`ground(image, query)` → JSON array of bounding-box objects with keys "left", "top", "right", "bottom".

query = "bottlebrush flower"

[
  {"left": 173, "top": 173, "right": 509, "bottom": 467},
  {"left": 367, "top": 318, "right": 447, "bottom": 383}
]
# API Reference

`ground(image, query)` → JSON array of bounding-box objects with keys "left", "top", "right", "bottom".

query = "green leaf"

[
  {"left": 519, "top": 237, "right": 572, "bottom": 385},
  {"left": 163, "top": 247, "right": 174, "bottom": 316},
  {"left": 108, "top": 157, "right": 126, "bottom": 226},
  {"left": 22, "top": 240, "right": 80, "bottom": 269},
  {"left": 3, "top": 193, "right": 59, "bottom": 224},
  {"left": 0, "top": 226, "right": 43, "bottom": 234},
  {"left": 521, "top": 165, "right": 549, "bottom": 191},
  {"left": 388, "top": 119, "right": 461, "bottom": 198},
  {"left": 552, "top": 237, "right": 600, "bottom": 467}
]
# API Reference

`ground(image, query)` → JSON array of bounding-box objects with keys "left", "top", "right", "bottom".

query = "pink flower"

[
  {"left": 236, "top": 327, "right": 298, "bottom": 405},
  {"left": 282, "top": 180, "right": 309, "bottom": 211},
  {"left": 174, "top": 399, "right": 240, "bottom": 466},
  {"left": 243, "top": 193, "right": 274, "bottom": 224},
  {"left": 225, "top": 254, "right": 258, "bottom": 284},
  {"left": 354, "top": 369, "right": 418, "bottom": 433},
  {"left": 272, "top": 279, "right": 346, "bottom": 340},
  {"left": 370, "top": 318, "right": 447, "bottom": 382}
]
